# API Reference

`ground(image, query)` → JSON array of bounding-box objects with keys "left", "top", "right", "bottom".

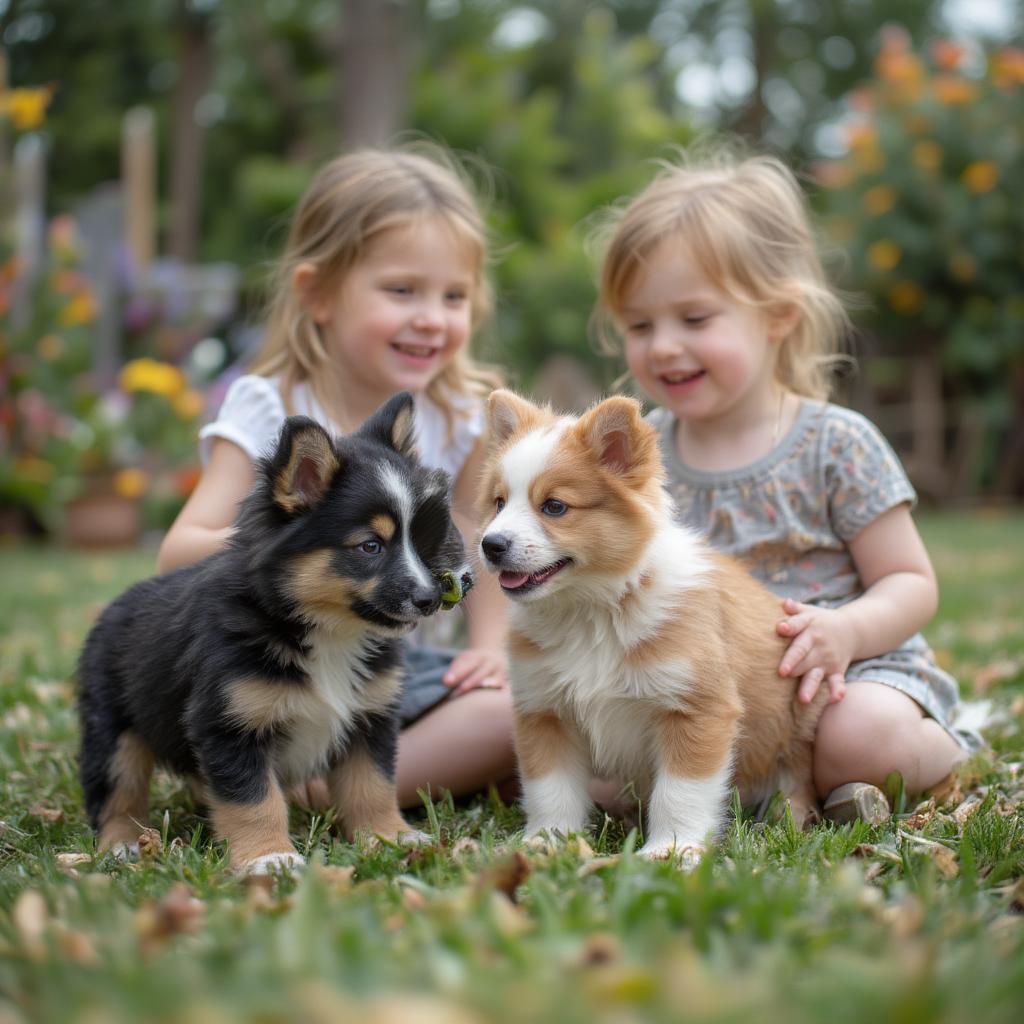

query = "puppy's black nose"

[
  {"left": 481, "top": 533, "right": 511, "bottom": 563},
  {"left": 411, "top": 586, "right": 440, "bottom": 614}
]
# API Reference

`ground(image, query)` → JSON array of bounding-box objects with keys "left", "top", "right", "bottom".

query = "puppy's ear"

[
  {"left": 269, "top": 416, "right": 341, "bottom": 514},
  {"left": 576, "top": 396, "right": 660, "bottom": 486},
  {"left": 486, "top": 390, "right": 542, "bottom": 445},
  {"left": 359, "top": 391, "right": 418, "bottom": 458}
]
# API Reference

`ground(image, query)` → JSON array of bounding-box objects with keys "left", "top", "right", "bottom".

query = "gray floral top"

[{"left": 648, "top": 400, "right": 982, "bottom": 750}]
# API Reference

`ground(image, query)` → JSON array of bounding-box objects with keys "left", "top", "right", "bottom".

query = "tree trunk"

[
  {"left": 335, "top": 0, "right": 412, "bottom": 148},
  {"left": 168, "top": 2, "right": 212, "bottom": 264}
]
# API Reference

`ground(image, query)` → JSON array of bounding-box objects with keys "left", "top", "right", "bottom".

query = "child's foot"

[{"left": 822, "top": 782, "right": 890, "bottom": 825}]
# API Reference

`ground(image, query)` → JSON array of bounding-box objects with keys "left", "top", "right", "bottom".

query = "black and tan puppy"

[{"left": 78, "top": 392, "right": 471, "bottom": 873}]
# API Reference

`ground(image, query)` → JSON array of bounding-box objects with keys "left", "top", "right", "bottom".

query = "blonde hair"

[
  {"left": 595, "top": 145, "right": 850, "bottom": 400},
  {"left": 250, "top": 144, "right": 501, "bottom": 428}
]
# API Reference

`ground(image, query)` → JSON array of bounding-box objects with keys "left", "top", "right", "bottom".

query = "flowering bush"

[
  {"left": 817, "top": 30, "right": 1024, "bottom": 380},
  {"left": 0, "top": 219, "right": 203, "bottom": 532}
]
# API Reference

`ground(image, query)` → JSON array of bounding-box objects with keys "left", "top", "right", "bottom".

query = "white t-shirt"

[{"left": 199, "top": 374, "right": 485, "bottom": 481}]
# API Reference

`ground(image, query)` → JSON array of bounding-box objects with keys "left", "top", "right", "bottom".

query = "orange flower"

[
  {"left": 991, "top": 47, "right": 1024, "bottom": 89},
  {"left": 843, "top": 120, "right": 876, "bottom": 150},
  {"left": 931, "top": 40, "right": 966, "bottom": 71},
  {"left": 889, "top": 282, "right": 925, "bottom": 314},
  {"left": 962, "top": 161, "right": 999, "bottom": 193},
  {"left": 173, "top": 389, "right": 204, "bottom": 421},
  {"left": 863, "top": 185, "right": 897, "bottom": 216},
  {"left": 912, "top": 141, "right": 943, "bottom": 171},
  {"left": 932, "top": 74, "right": 979, "bottom": 105},
  {"left": 113, "top": 468, "right": 148, "bottom": 500},
  {"left": 868, "top": 240, "right": 902, "bottom": 271}
]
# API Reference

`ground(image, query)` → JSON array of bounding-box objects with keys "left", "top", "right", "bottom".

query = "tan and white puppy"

[{"left": 477, "top": 390, "right": 827, "bottom": 861}]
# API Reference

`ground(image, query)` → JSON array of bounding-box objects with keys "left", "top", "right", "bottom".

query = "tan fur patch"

[
  {"left": 97, "top": 731, "right": 155, "bottom": 850},
  {"left": 274, "top": 429, "right": 339, "bottom": 513},
  {"left": 370, "top": 514, "right": 397, "bottom": 542},
  {"left": 514, "top": 712, "right": 584, "bottom": 779},
  {"left": 329, "top": 745, "right": 410, "bottom": 840},
  {"left": 508, "top": 630, "right": 544, "bottom": 661},
  {"left": 655, "top": 708, "right": 739, "bottom": 779},
  {"left": 285, "top": 550, "right": 368, "bottom": 630},
  {"left": 209, "top": 778, "right": 295, "bottom": 867}
]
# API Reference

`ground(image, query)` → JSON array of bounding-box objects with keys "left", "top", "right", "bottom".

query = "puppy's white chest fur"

[
  {"left": 510, "top": 528, "right": 708, "bottom": 778},
  {"left": 273, "top": 632, "right": 396, "bottom": 784}
]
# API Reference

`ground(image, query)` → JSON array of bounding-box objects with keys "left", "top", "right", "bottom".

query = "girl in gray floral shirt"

[{"left": 594, "top": 149, "right": 980, "bottom": 816}]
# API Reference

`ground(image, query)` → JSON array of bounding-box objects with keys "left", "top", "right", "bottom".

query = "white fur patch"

[
  {"left": 273, "top": 632, "right": 397, "bottom": 784},
  {"left": 522, "top": 769, "right": 594, "bottom": 838},
  {"left": 640, "top": 762, "right": 732, "bottom": 856},
  {"left": 243, "top": 851, "right": 305, "bottom": 875},
  {"left": 378, "top": 462, "right": 433, "bottom": 589}
]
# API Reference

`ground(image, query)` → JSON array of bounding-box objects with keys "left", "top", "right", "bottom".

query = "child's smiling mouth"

[
  {"left": 391, "top": 342, "right": 439, "bottom": 361},
  {"left": 660, "top": 369, "right": 705, "bottom": 387}
]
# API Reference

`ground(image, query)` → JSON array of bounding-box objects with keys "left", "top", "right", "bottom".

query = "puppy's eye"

[
  {"left": 541, "top": 499, "right": 568, "bottom": 517},
  {"left": 495, "top": 496, "right": 506, "bottom": 512},
  {"left": 359, "top": 539, "right": 384, "bottom": 555}
]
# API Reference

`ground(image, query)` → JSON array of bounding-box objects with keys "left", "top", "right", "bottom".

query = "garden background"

[{"left": 1, "top": 2, "right": 1023, "bottom": 1022}]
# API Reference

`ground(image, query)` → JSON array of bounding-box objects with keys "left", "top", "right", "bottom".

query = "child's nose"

[
  {"left": 649, "top": 323, "right": 683, "bottom": 359},
  {"left": 411, "top": 298, "right": 445, "bottom": 331}
]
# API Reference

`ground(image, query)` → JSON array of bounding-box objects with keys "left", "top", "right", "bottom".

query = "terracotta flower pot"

[{"left": 62, "top": 492, "right": 142, "bottom": 548}]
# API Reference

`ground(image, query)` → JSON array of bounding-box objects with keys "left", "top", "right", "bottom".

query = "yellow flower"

[
  {"left": 59, "top": 291, "right": 98, "bottom": 327},
  {"left": 991, "top": 47, "right": 1024, "bottom": 90},
  {"left": 113, "top": 468, "right": 148, "bottom": 500},
  {"left": 863, "top": 185, "right": 897, "bottom": 216},
  {"left": 0, "top": 86, "right": 54, "bottom": 130},
  {"left": 120, "top": 358, "right": 186, "bottom": 398},
  {"left": 912, "top": 141, "right": 943, "bottom": 171},
  {"left": 962, "top": 161, "right": 999, "bottom": 193},
  {"left": 889, "top": 282, "right": 924, "bottom": 314},
  {"left": 37, "top": 334, "right": 65, "bottom": 361},
  {"left": 173, "top": 389, "right": 204, "bottom": 421},
  {"left": 867, "top": 240, "right": 902, "bottom": 271}
]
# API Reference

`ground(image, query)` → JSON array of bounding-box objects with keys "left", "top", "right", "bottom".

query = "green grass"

[{"left": 1, "top": 511, "right": 1022, "bottom": 1023}]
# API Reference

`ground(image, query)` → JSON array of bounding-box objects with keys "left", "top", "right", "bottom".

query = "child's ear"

[
  {"left": 576, "top": 396, "right": 659, "bottom": 486},
  {"left": 767, "top": 301, "right": 801, "bottom": 343},
  {"left": 292, "top": 262, "right": 331, "bottom": 323},
  {"left": 269, "top": 416, "right": 341, "bottom": 514},
  {"left": 486, "top": 390, "right": 543, "bottom": 445}
]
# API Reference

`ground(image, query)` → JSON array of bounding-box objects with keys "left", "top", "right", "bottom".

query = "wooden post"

[
  {"left": 11, "top": 133, "right": 47, "bottom": 329},
  {"left": 122, "top": 106, "right": 156, "bottom": 276}
]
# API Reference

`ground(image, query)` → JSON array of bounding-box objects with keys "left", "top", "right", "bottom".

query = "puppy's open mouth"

[{"left": 498, "top": 559, "right": 571, "bottom": 594}]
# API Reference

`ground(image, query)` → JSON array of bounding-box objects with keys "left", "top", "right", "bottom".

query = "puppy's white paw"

[
  {"left": 638, "top": 839, "right": 705, "bottom": 869},
  {"left": 242, "top": 851, "right": 306, "bottom": 876},
  {"left": 397, "top": 828, "right": 432, "bottom": 847}
]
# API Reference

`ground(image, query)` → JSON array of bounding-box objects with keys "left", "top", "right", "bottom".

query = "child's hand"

[
  {"left": 443, "top": 647, "right": 509, "bottom": 697},
  {"left": 776, "top": 598, "right": 850, "bottom": 705}
]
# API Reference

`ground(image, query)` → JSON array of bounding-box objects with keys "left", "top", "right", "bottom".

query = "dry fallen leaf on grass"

[
  {"left": 135, "top": 882, "right": 206, "bottom": 955},
  {"left": 28, "top": 805, "right": 64, "bottom": 825},
  {"left": 475, "top": 850, "right": 531, "bottom": 902},
  {"left": 12, "top": 890, "right": 48, "bottom": 961}
]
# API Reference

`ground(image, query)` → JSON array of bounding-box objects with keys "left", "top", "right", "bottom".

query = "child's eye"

[
  {"left": 358, "top": 539, "right": 384, "bottom": 555},
  {"left": 445, "top": 290, "right": 468, "bottom": 303},
  {"left": 540, "top": 499, "right": 568, "bottom": 517},
  {"left": 626, "top": 321, "right": 650, "bottom": 334},
  {"left": 386, "top": 284, "right": 412, "bottom": 296},
  {"left": 684, "top": 314, "right": 712, "bottom": 326}
]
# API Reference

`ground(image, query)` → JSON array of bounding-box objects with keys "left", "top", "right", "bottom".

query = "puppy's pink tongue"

[{"left": 499, "top": 572, "right": 530, "bottom": 589}]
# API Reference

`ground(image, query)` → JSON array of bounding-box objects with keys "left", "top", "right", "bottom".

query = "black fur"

[{"left": 77, "top": 392, "right": 468, "bottom": 860}]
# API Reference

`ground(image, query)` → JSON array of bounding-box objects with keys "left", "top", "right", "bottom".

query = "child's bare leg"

[
  {"left": 813, "top": 681, "right": 967, "bottom": 799},
  {"left": 396, "top": 686, "right": 516, "bottom": 808}
]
